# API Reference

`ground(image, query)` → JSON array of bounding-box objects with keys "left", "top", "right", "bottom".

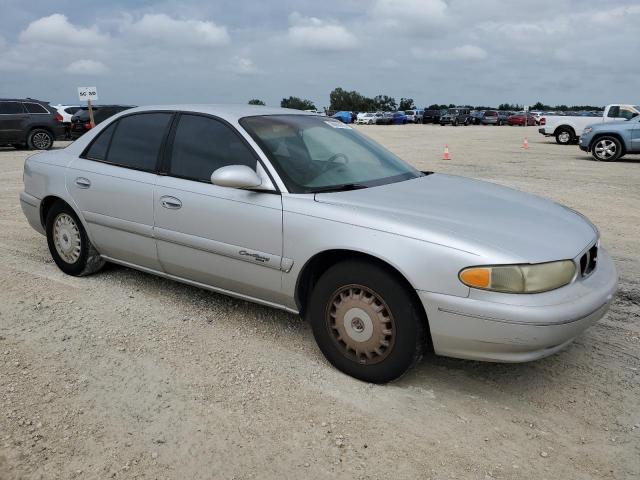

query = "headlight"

[
  {"left": 459, "top": 260, "right": 576, "bottom": 293},
  {"left": 583, "top": 127, "right": 592, "bottom": 135}
]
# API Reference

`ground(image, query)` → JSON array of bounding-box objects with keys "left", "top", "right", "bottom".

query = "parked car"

[
  {"left": 331, "top": 111, "right": 352, "bottom": 124},
  {"left": 0, "top": 98, "right": 65, "bottom": 150},
  {"left": 440, "top": 108, "right": 472, "bottom": 126},
  {"left": 471, "top": 110, "right": 499, "bottom": 125},
  {"left": 356, "top": 112, "right": 380, "bottom": 125},
  {"left": 392, "top": 111, "right": 408, "bottom": 125},
  {"left": 404, "top": 110, "right": 420, "bottom": 123},
  {"left": 497, "top": 111, "right": 512, "bottom": 125},
  {"left": 507, "top": 113, "right": 537, "bottom": 126},
  {"left": 579, "top": 114, "right": 640, "bottom": 161},
  {"left": 69, "top": 105, "right": 135, "bottom": 139},
  {"left": 20, "top": 105, "right": 617, "bottom": 383},
  {"left": 52, "top": 104, "right": 81, "bottom": 139},
  {"left": 422, "top": 109, "right": 444, "bottom": 124},
  {"left": 539, "top": 104, "right": 639, "bottom": 145},
  {"left": 376, "top": 112, "right": 393, "bottom": 125}
]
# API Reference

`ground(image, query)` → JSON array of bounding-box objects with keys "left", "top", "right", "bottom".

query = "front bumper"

[
  {"left": 578, "top": 134, "right": 591, "bottom": 152},
  {"left": 418, "top": 247, "right": 618, "bottom": 362},
  {"left": 538, "top": 128, "right": 552, "bottom": 137}
]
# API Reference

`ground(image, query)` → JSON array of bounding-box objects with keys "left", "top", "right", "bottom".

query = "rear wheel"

[
  {"left": 592, "top": 136, "right": 623, "bottom": 161},
  {"left": 45, "top": 202, "right": 105, "bottom": 276},
  {"left": 307, "top": 260, "right": 426, "bottom": 383},
  {"left": 555, "top": 128, "right": 574, "bottom": 145},
  {"left": 27, "top": 129, "right": 54, "bottom": 150}
]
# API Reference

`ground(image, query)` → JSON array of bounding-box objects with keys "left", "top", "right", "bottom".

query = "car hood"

[
  {"left": 590, "top": 119, "right": 633, "bottom": 130},
  {"left": 314, "top": 174, "right": 597, "bottom": 263}
]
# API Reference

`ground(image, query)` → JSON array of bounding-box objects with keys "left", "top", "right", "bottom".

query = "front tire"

[
  {"left": 27, "top": 129, "right": 54, "bottom": 150},
  {"left": 46, "top": 202, "right": 105, "bottom": 276},
  {"left": 591, "top": 136, "right": 623, "bottom": 162},
  {"left": 307, "top": 260, "right": 426, "bottom": 383}
]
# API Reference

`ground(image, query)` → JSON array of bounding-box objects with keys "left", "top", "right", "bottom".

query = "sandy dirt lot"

[{"left": 1, "top": 125, "right": 638, "bottom": 480}]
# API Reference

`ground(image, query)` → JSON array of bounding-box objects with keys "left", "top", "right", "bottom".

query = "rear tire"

[
  {"left": 45, "top": 201, "right": 105, "bottom": 276},
  {"left": 307, "top": 260, "right": 426, "bottom": 383},
  {"left": 555, "top": 128, "right": 574, "bottom": 145},
  {"left": 591, "top": 136, "right": 623, "bottom": 162},
  {"left": 27, "top": 129, "right": 54, "bottom": 150}
]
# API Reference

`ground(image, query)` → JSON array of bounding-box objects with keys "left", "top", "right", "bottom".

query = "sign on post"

[{"left": 77, "top": 87, "right": 98, "bottom": 128}]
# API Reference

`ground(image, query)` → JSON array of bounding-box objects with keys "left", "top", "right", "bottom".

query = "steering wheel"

[{"left": 327, "top": 153, "right": 349, "bottom": 164}]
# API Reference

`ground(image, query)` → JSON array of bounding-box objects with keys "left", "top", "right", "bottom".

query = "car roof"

[
  {"left": 121, "top": 104, "right": 317, "bottom": 122},
  {"left": 0, "top": 98, "right": 49, "bottom": 103}
]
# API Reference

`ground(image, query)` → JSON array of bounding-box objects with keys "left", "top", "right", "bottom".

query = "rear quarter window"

[{"left": 23, "top": 103, "right": 49, "bottom": 114}]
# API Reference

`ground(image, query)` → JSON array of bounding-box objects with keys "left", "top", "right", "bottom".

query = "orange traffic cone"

[
  {"left": 442, "top": 144, "right": 451, "bottom": 160},
  {"left": 521, "top": 137, "right": 529, "bottom": 149}
]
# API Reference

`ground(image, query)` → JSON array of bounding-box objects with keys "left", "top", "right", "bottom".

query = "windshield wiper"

[{"left": 310, "top": 183, "right": 369, "bottom": 193}]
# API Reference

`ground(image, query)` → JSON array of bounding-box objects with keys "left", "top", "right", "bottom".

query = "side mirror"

[{"left": 211, "top": 165, "right": 262, "bottom": 189}]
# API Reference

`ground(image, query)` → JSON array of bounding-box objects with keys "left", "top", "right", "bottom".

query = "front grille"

[{"left": 579, "top": 244, "right": 598, "bottom": 277}]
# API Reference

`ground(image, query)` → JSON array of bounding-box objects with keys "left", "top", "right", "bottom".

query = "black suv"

[
  {"left": 439, "top": 108, "right": 472, "bottom": 126},
  {"left": 70, "top": 105, "right": 135, "bottom": 139},
  {"left": 422, "top": 109, "right": 444, "bottom": 124},
  {"left": 0, "top": 98, "right": 65, "bottom": 150}
]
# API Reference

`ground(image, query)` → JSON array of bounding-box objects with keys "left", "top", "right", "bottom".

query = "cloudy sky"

[{"left": 1, "top": 0, "right": 638, "bottom": 108}]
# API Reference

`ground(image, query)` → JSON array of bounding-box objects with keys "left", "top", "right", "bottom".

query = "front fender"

[{"left": 281, "top": 196, "right": 475, "bottom": 311}]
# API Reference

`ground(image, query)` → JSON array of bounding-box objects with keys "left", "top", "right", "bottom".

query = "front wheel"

[
  {"left": 46, "top": 202, "right": 105, "bottom": 276},
  {"left": 592, "top": 136, "right": 623, "bottom": 162},
  {"left": 307, "top": 260, "right": 426, "bottom": 383}
]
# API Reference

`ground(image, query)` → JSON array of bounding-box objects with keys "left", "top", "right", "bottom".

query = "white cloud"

[
  {"left": 371, "top": 0, "right": 447, "bottom": 30},
  {"left": 65, "top": 59, "right": 109, "bottom": 75},
  {"left": 19, "top": 13, "right": 109, "bottom": 46},
  {"left": 412, "top": 44, "right": 488, "bottom": 61},
  {"left": 589, "top": 4, "right": 640, "bottom": 25},
  {"left": 450, "top": 44, "right": 488, "bottom": 60},
  {"left": 228, "top": 56, "right": 258, "bottom": 75},
  {"left": 287, "top": 13, "right": 358, "bottom": 51},
  {"left": 123, "top": 13, "right": 230, "bottom": 47}
]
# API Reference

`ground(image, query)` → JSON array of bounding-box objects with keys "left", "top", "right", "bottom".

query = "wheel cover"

[
  {"left": 32, "top": 132, "right": 52, "bottom": 149},
  {"left": 594, "top": 139, "right": 616, "bottom": 160},
  {"left": 558, "top": 131, "right": 570, "bottom": 143},
  {"left": 53, "top": 213, "right": 81, "bottom": 264},
  {"left": 326, "top": 284, "right": 396, "bottom": 365}
]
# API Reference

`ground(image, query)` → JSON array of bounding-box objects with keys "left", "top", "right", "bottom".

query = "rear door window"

[
  {"left": 106, "top": 113, "right": 172, "bottom": 171},
  {"left": 0, "top": 102, "right": 25, "bottom": 114}
]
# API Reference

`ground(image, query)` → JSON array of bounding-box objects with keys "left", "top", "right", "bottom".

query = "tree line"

[{"left": 248, "top": 89, "right": 604, "bottom": 112}]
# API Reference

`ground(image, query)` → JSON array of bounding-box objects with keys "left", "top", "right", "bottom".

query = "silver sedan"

[{"left": 20, "top": 105, "right": 618, "bottom": 383}]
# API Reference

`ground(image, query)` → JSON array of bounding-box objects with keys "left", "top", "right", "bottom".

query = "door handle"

[
  {"left": 74, "top": 177, "right": 91, "bottom": 189},
  {"left": 160, "top": 196, "right": 182, "bottom": 209}
]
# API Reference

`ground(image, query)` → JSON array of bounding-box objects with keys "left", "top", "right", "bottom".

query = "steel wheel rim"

[
  {"left": 559, "top": 132, "right": 570, "bottom": 143},
  {"left": 53, "top": 213, "right": 81, "bottom": 264},
  {"left": 32, "top": 132, "right": 52, "bottom": 149},
  {"left": 594, "top": 139, "right": 616, "bottom": 159},
  {"left": 326, "top": 284, "right": 396, "bottom": 365}
]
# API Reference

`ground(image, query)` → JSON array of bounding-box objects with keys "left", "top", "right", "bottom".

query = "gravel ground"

[{"left": 1, "top": 125, "right": 639, "bottom": 480}]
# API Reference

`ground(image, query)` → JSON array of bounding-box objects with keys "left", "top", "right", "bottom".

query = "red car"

[{"left": 507, "top": 113, "right": 537, "bottom": 126}]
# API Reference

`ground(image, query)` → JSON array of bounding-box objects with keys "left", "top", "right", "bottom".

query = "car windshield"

[{"left": 240, "top": 115, "right": 422, "bottom": 193}]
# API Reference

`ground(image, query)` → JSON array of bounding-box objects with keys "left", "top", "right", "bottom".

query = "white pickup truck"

[{"left": 538, "top": 104, "right": 640, "bottom": 145}]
